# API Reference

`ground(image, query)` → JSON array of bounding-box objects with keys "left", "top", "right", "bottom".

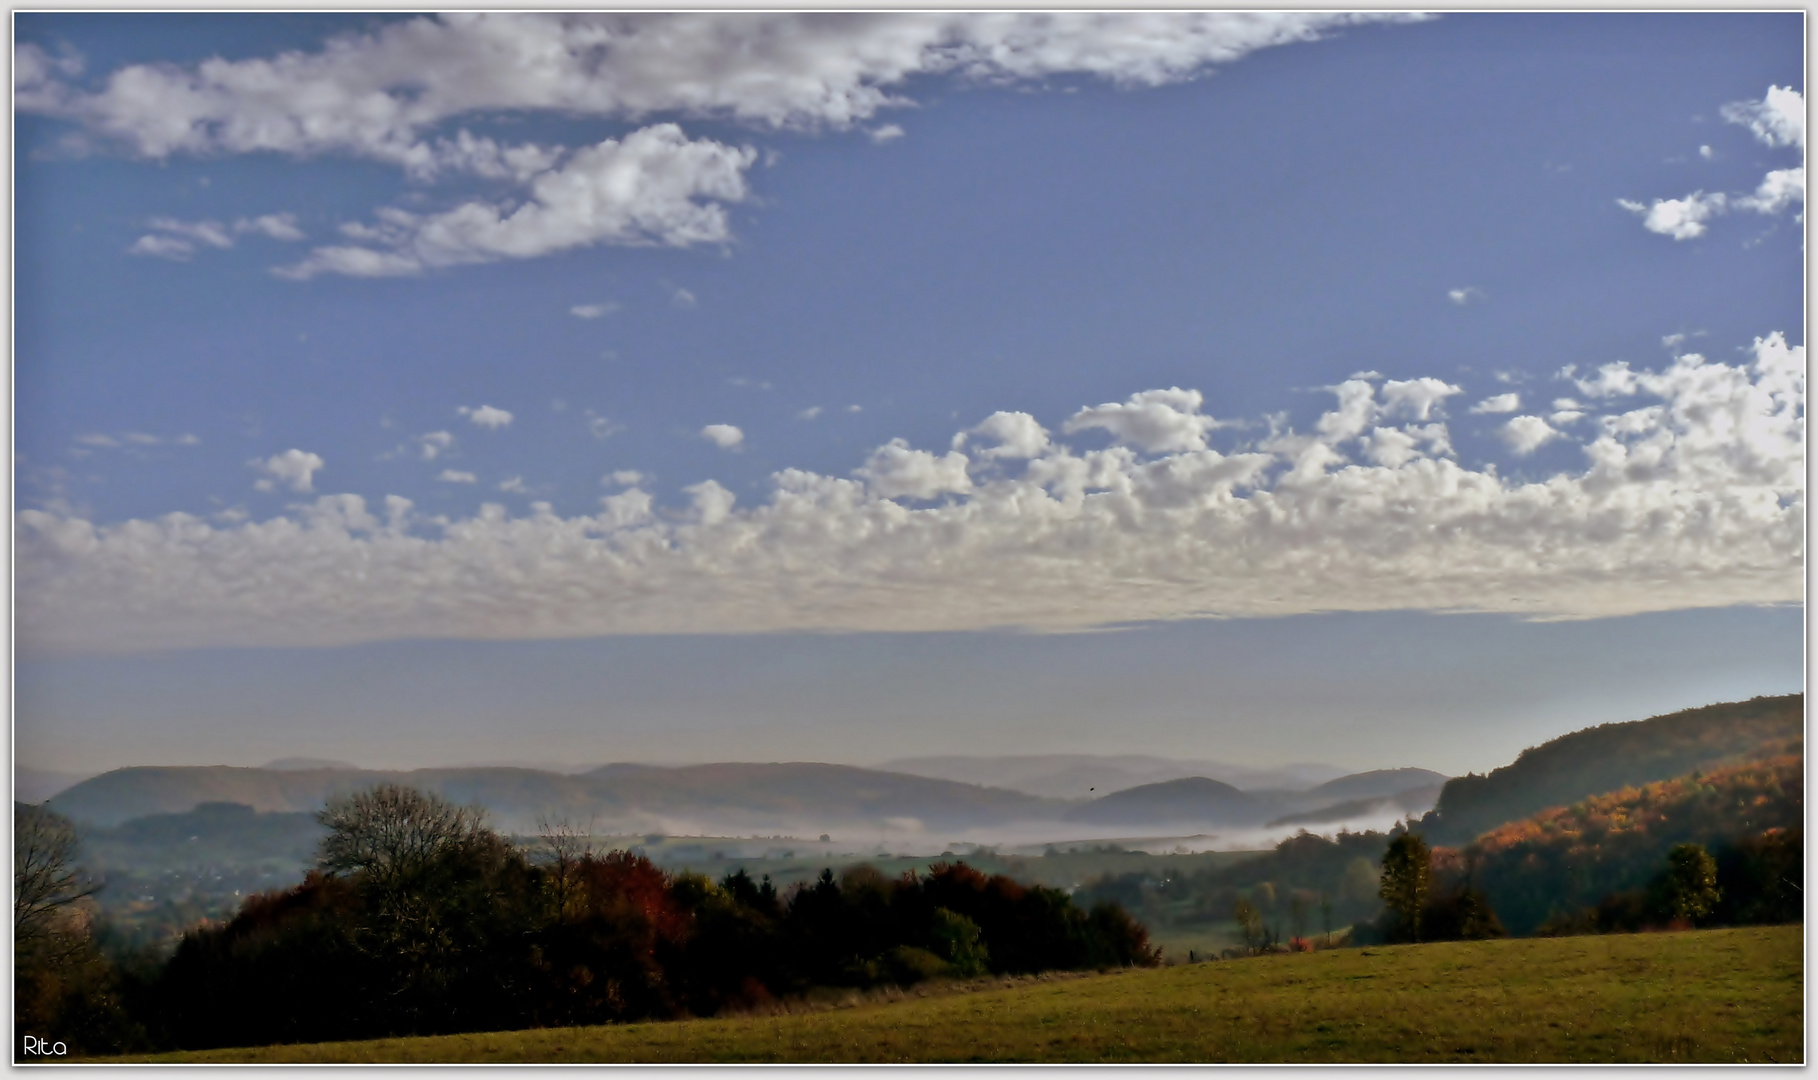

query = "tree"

[
  {"left": 315, "top": 784, "right": 490, "bottom": 892},
  {"left": 1655, "top": 843, "right": 1721, "bottom": 925},
  {"left": 1232, "top": 897, "right": 1263, "bottom": 953},
  {"left": 15, "top": 803, "right": 98, "bottom": 961},
  {"left": 1379, "top": 833, "right": 1432, "bottom": 943}
]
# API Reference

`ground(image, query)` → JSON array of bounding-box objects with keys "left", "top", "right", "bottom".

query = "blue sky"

[{"left": 13, "top": 13, "right": 1804, "bottom": 776}]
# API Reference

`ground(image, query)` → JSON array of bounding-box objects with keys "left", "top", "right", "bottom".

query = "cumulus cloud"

[
  {"left": 969, "top": 411, "right": 1051, "bottom": 459},
  {"left": 1618, "top": 192, "right": 1727, "bottom": 240},
  {"left": 1470, "top": 393, "right": 1520, "bottom": 414},
  {"left": 1062, "top": 388, "right": 1221, "bottom": 454},
  {"left": 1447, "top": 286, "right": 1484, "bottom": 305},
  {"left": 701, "top": 424, "right": 745, "bottom": 449},
  {"left": 250, "top": 449, "right": 324, "bottom": 492},
  {"left": 1622, "top": 87, "right": 1806, "bottom": 240},
  {"left": 1499, "top": 415, "right": 1560, "bottom": 456},
  {"left": 460, "top": 405, "right": 513, "bottom": 430},
  {"left": 797, "top": 406, "right": 824, "bottom": 420},
  {"left": 868, "top": 124, "right": 905, "bottom": 144},
  {"left": 1721, "top": 85, "right": 1804, "bottom": 150},
  {"left": 437, "top": 469, "right": 477, "bottom": 484},
  {"left": 278, "top": 126, "right": 757, "bottom": 278},
  {"left": 1735, "top": 168, "right": 1804, "bottom": 216},
  {"left": 570, "top": 302, "right": 619, "bottom": 319},
  {"left": 18, "top": 333, "right": 1801, "bottom": 653},
  {"left": 854, "top": 439, "right": 973, "bottom": 499}
]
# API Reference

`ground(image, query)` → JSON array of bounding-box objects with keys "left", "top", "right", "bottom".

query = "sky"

[{"left": 12, "top": 12, "right": 1806, "bottom": 779}]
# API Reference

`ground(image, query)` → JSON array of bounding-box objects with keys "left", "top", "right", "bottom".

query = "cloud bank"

[
  {"left": 18, "top": 13, "right": 1422, "bottom": 277},
  {"left": 18, "top": 333, "right": 1801, "bottom": 653}
]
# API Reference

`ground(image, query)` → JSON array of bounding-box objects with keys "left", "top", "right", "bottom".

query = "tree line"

[{"left": 15, "top": 784, "right": 1157, "bottom": 1054}]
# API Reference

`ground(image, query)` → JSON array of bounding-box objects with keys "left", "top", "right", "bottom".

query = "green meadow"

[{"left": 105, "top": 925, "right": 1801, "bottom": 1065}]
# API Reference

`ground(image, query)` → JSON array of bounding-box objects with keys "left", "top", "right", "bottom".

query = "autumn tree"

[
  {"left": 1654, "top": 843, "right": 1721, "bottom": 925},
  {"left": 1379, "top": 833, "right": 1432, "bottom": 943}
]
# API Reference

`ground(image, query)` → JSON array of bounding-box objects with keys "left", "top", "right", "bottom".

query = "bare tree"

[
  {"left": 534, "top": 814, "right": 598, "bottom": 920},
  {"left": 15, "top": 804, "right": 98, "bottom": 960},
  {"left": 316, "top": 784, "right": 490, "bottom": 892}
]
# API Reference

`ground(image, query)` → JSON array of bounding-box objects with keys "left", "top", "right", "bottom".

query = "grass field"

[{"left": 104, "top": 925, "right": 1801, "bottom": 1064}]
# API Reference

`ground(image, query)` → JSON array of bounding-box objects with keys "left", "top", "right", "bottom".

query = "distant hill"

[
  {"left": 82, "top": 801, "right": 326, "bottom": 877},
  {"left": 878, "top": 754, "right": 1346, "bottom": 798},
  {"left": 1304, "top": 768, "right": 1448, "bottom": 802},
  {"left": 1266, "top": 784, "right": 1443, "bottom": 829},
  {"left": 47, "top": 762, "right": 1069, "bottom": 836},
  {"left": 1418, "top": 695, "right": 1803, "bottom": 845},
  {"left": 1466, "top": 754, "right": 1802, "bottom": 935},
  {"left": 1062, "top": 777, "right": 1267, "bottom": 828},
  {"left": 261, "top": 758, "right": 358, "bottom": 772}
]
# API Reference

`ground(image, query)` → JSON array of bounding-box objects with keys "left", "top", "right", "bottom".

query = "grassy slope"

[{"left": 107, "top": 926, "right": 1802, "bottom": 1065}]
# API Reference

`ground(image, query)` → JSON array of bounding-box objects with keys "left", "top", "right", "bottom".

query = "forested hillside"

[
  {"left": 1463, "top": 754, "right": 1802, "bottom": 934},
  {"left": 1418, "top": 695, "right": 1801, "bottom": 844}
]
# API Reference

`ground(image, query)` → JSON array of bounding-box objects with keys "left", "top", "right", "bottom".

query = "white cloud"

[
  {"left": 1470, "top": 393, "right": 1520, "bottom": 415},
  {"left": 1722, "top": 85, "right": 1804, "bottom": 151},
  {"left": 18, "top": 332, "right": 1800, "bottom": 652},
  {"left": 1735, "top": 167, "right": 1803, "bottom": 217},
  {"left": 128, "top": 213, "right": 304, "bottom": 259},
  {"left": 671, "top": 286, "right": 700, "bottom": 309},
  {"left": 127, "top": 234, "right": 200, "bottom": 260},
  {"left": 798, "top": 406, "right": 824, "bottom": 420},
  {"left": 22, "top": 14, "right": 1423, "bottom": 163},
  {"left": 1699, "top": 144, "right": 1714, "bottom": 160},
  {"left": 869, "top": 124, "right": 905, "bottom": 144},
  {"left": 250, "top": 449, "right": 324, "bottom": 492},
  {"left": 1447, "top": 286, "right": 1484, "bottom": 305},
  {"left": 498, "top": 476, "right": 528, "bottom": 494},
  {"left": 438, "top": 469, "right": 477, "bottom": 484},
  {"left": 278, "top": 126, "right": 758, "bottom": 278},
  {"left": 238, "top": 213, "right": 305, "bottom": 241},
  {"left": 854, "top": 439, "right": 973, "bottom": 500},
  {"left": 459, "top": 405, "right": 513, "bottom": 430},
  {"left": 570, "top": 302, "right": 619, "bottom": 319},
  {"left": 1619, "top": 192, "right": 1726, "bottom": 240},
  {"left": 1499, "top": 415, "right": 1559, "bottom": 456},
  {"left": 604, "top": 470, "right": 645, "bottom": 487},
  {"left": 1062, "top": 387, "right": 1220, "bottom": 454},
  {"left": 1623, "top": 87, "right": 1805, "bottom": 242},
  {"left": 28, "top": 14, "right": 1424, "bottom": 276},
  {"left": 701, "top": 423, "right": 745, "bottom": 449},
  {"left": 417, "top": 431, "right": 455, "bottom": 460},
  {"left": 969, "top": 411, "right": 1051, "bottom": 460}
]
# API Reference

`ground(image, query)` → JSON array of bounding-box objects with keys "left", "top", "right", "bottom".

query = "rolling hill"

[
  {"left": 45, "top": 763, "right": 1069, "bottom": 835},
  {"left": 1417, "top": 695, "right": 1802, "bottom": 845},
  {"left": 1303, "top": 768, "right": 1448, "bottom": 802},
  {"left": 878, "top": 755, "right": 1347, "bottom": 798},
  {"left": 1062, "top": 777, "right": 1267, "bottom": 828}
]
